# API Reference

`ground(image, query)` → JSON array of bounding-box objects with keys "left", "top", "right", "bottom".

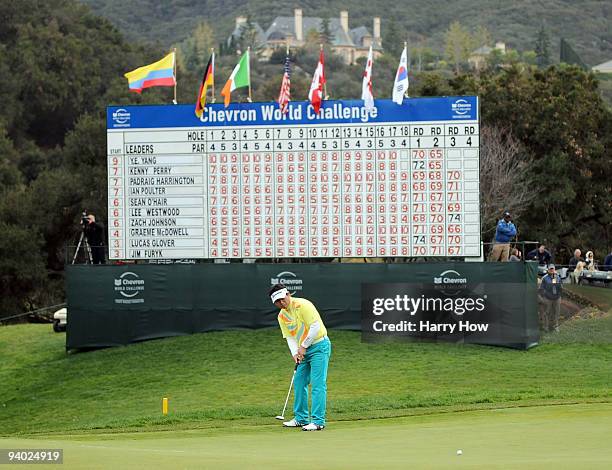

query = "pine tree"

[
  {"left": 535, "top": 23, "right": 551, "bottom": 68},
  {"left": 444, "top": 21, "right": 473, "bottom": 74},
  {"left": 383, "top": 19, "right": 402, "bottom": 57},
  {"left": 238, "top": 16, "right": 262, "bottom": 55},
  {"left": 319, "top": 16, "right": 332, "bottom": 45}
]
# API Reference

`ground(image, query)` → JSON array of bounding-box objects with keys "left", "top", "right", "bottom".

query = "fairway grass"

[
  {"left": 1, "top": 317, "right": 610, "bottom": 437},
  {"left": 1, "top": 403, "right": 611, "bottom": 469}
]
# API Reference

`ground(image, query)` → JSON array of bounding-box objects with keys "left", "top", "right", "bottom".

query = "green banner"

[{"left": 66, "top": 262, "right": 538, "bottom": 350}]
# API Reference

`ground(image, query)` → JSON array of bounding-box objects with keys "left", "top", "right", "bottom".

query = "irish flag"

[{"left": 221, "top": 51, "right": 250, "bottom": 107}]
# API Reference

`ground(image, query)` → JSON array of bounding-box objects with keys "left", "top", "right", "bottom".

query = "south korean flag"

[{"left": 392, "top": 46, "right": 409, "bottom": 105}]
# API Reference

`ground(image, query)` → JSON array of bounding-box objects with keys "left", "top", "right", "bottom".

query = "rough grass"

[
  {"left": 1, "top": 316, "right": 610, "bottom": 436},
  {"left": 564, "top": 284, "right": 612, "bottom": 312}
]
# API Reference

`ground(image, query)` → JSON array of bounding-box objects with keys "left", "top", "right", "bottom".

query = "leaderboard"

[{"left": 107, "top": 97, "right": 480, "bottom": 260}]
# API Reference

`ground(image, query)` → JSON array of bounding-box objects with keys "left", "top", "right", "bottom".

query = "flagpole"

[
  {"left": 321, "top": 44, "right": 328, "bottom": 99},
  {"left": 247, "top": 47, "right": 252, "bottom": 103},
  {"left": 173, "top": 48, "right": 177, "bottom": 104},
  {"left": 211, "top": 47, "right": 216, "bottom": 103},
  {"left": 404, "top": 41, "right": 409, "bottom": 98}
]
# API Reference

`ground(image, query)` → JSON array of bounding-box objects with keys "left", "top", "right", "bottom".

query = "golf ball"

[{"left": 457, "top": 450, "right": 463, "bottom": 455}]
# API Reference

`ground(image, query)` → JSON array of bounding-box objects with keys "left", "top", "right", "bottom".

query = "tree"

[
  {"left": 305, "top": 28, "right": 321, "bottom": 45},
  {"left": 319, "top": 16, "right": 332, "bottom": 46},
  {"left": 176, "top": 21, "right": 214, "bottom": 73},
  {"left": 535, "top": 23, "right": 551, "bottom": 68},
  {"left": 238, "top": 16, "right": 262, "bottom": 56},
  {"left": 383, "top": 19, "right": 403, "bottom": 58},
  {"left": 486, "top": 48, "right": 505, "bottom": 70},
  {"left": 522, "top": 50, "right": 538, "bottom": 66},
  {"left": 0, "top": 221, "right": 47, "bottom": 317},
  {"left": 0, "top": 0, "right": 165, "bottom": 316},
  {"left": 505, "top": 49, "right": 521, "bottom": 66},
  {"left": 412, "top": 45, "right": 439, "bottom": 71},
  {"left": 0, "top": 123, "right": 21, "bottom": 188},
  {"left": 444, "top": 21, "right": 473, "bottom": 74},
  {"left": 473, "top": 25, "right": 492, "bottom": 51},
  {"left": 469, "top": 65, "right": 611, "bottom": 255},
  {"left": 479, "top": 126, "right": 536, "bottom": 239},
  {"left": 414, "top": 72, "right": 454, "bottom": 96}
]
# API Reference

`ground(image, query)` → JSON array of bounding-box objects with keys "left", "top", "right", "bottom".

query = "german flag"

[{"left": 195, "top": 53, "right": 214, "bottom": 118}]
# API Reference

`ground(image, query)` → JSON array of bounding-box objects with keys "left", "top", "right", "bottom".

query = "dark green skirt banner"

[{"left": 66, "top": 262, "right": 539, "bottom": 350}]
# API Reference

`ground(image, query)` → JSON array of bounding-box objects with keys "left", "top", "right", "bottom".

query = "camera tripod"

[{"left": 72, "top": 229, "right": 93, "bottom": 264}]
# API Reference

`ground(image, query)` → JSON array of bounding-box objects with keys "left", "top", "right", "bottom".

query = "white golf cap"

[{"left": 270, "top": 288, "right": 289, "bottom": 304}]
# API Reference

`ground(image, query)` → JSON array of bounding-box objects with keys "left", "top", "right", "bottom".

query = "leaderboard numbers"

[
  {"left": 377, "top": 147, "right": 409, "bottom": 258},
  {"left": 342, "top": 149, "right": 376, "bottom": 257},
  {"left": 447, "top": 168, "right": 464, "bottom": 254},
  {"left": 208, "top": 151, "right": 241, "bottom": 258},
  {"left": 240, "top": 152, "right": 274, "bottom": 258},
  {"left": 109, "top": 118, "right": 480, "bottom": 260},
  {"left": 274, "top": 144, "right": 308, "bottom": 258},
  {"left": 309, "top": 151, "right": 342, "bottom": 258},
  {"left": 107, "top": 146, "right": 125, "bottom": 259},
  {"left": 410, "top": 145, "right": 444, "bottom": 256}
]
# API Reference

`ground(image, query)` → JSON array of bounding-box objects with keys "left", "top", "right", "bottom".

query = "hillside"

[
  {"left": 80, "top": 0, "right": 611, "bottom": 66},
  {"left": 1, "top": 0, "right": 610, "bottom": 323}
]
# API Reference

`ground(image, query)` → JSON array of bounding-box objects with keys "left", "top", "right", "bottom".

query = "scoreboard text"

[{"left": 107, "top": 97, "right": 480, "bottom": 260}]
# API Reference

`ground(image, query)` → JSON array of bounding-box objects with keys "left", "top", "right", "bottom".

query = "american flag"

[{"left": 277, "top": 55, "right": 291, "bottom": 114}]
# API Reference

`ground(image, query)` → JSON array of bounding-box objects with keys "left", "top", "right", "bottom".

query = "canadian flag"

[
  {"left": 361, "top": 46, "right": 374, "bottom": 110},
  {"left": 308, "top": 49, "right": 326, "bottom": 114}
]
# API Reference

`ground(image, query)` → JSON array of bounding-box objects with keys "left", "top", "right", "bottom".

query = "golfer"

[{"left": 269, "top": 284, "right": 331, "bottom": 431}]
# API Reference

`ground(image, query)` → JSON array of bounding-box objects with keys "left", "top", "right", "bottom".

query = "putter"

[{"left": 275, "top": 362, "right": 299, "bottom": 420}]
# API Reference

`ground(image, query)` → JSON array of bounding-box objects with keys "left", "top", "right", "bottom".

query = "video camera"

[{"left": 80, "top": 210, "right": 89, "bottom": 226}]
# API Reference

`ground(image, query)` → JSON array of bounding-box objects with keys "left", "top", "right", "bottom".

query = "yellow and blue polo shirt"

[{"left": 277, "top": 297, "right": 327, "bottom": 345}]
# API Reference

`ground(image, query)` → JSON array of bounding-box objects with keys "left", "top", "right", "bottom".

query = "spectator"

[
  {"left": 539, "top": 264, "right": 562, "bottom": 332},
  {"left": 508, "top": 248, "right": 522, "bottom": 262},
  {"left": 568, "top": 249, "right": 582, "bottom": 272},
  {"left": 603, "top": 252, "right": 612, "bottom": 272},
  {"left": 573, "top": 260, "right": 586, "bottom": 283},
  {"left": 568, "top": 249, "right": 584, "bottom": 283},
  {"left": 526, "top": 244, "right": 552, "bottom": 266},
  {"left": 584, "top": 251, "right": 595, "bottom": 271},
  {"left": 489, "top": 211, "right": 516, "bottom": 262}
]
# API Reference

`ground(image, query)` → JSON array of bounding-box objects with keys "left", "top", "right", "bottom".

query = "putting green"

[{"left": 2, "top": 403, "right": 610, "bottom": 469}]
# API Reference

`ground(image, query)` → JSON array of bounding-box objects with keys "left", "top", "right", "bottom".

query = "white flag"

[
  {"left": 392, "top": 46, "right": 409, "bottom": 105},
  {"left": 361, "top": 46, "right": 374, "bottom": 110}
]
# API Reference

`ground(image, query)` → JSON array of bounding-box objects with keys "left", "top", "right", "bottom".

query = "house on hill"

[
  {"left": 592, "top": 60, "right": 612, "bottom": 73},
  {"left": 229, "top": 9, "right": 382, "bottom": 64},
  {"left": 469, "top": 42, "right": 506, "bottom": 70}
]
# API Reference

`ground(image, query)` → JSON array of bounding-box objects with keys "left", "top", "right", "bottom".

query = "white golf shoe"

[
  {"left": 282, "top": 418, "right": 305, "bottom": 427},
  {"left": 302, "top": 423, "right": 325, "bottom": 431}
]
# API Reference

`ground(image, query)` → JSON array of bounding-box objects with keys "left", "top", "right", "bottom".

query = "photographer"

[
  {"left": 489, "top": 211, "right": 516, "bottom": 262},
  {"left": 83, "top": 214, "right": 106, "bottom": 264}
]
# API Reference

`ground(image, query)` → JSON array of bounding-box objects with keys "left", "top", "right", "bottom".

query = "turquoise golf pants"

[{"left": 293, "top": 337, "right": 331, "bottom": 426}]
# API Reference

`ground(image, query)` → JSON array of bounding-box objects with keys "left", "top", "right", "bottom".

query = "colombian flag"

[
  {"left": 195, "top": 53, "right": 214, "bottom": 118},
  {"left": 124, "top": 52, "right": 176, "bottom": 93}
]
